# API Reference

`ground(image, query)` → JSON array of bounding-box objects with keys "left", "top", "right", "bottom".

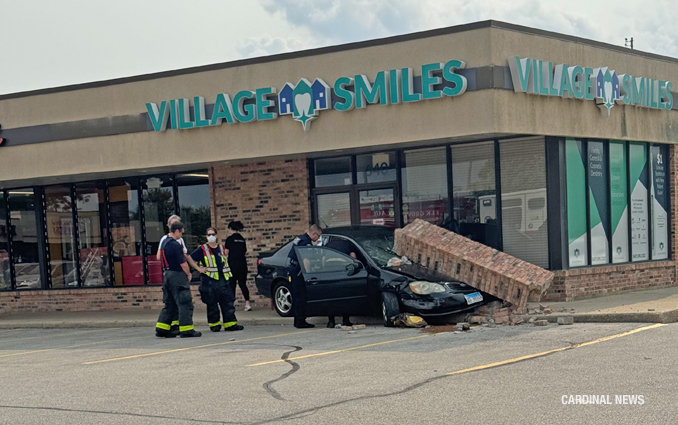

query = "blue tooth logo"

[
  {"left": 279, "top": 78, "right": 331, "bottom": 131},
  {"left": 594, "top": 67, "right": 620, "bottom": 117}
]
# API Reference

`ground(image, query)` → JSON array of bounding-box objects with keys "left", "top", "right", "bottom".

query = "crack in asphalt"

[
  {"left": 0, "top": 405, "right": 242, "bottom": 424},
  {"left": 249, "top": 342, "right": 579, "bottom": 424},
  {"left": 237, "top": 343, "right": 303, "bottom": 401}
]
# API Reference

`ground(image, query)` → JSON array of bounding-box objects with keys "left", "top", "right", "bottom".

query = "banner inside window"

[
  {"left": 609, "top": 141, "right": 629, "bottom": 263},
  {"left": 629, "top": 143, "right": 649, "bottom": 262},
  {"left": 651, "top": 144, "right": 669, "bottom": 260},
  {"left": 566, "top": 138, "right": 588, "bottom": 267}
]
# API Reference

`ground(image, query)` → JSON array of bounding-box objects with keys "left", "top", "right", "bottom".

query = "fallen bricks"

[{"left": 393, "top": 219, "right": 554, "bottom": 311}]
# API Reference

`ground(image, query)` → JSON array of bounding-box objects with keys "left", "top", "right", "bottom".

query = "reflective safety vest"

[{"left": 200, "top": 244, "right": 233, "bottom": 280}]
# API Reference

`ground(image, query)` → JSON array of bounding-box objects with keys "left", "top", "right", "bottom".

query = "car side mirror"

[{"left": 345, "top": 261, "right": 363, "bottom": 276}]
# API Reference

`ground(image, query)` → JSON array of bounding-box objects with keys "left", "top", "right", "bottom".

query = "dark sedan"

[{"left": 255, "top": 226, "right": 489, "bottom": 326}]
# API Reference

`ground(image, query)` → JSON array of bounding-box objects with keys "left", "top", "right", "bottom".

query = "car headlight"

[{"left": 409, "top": 281, "right": 446, "bottom": 295}]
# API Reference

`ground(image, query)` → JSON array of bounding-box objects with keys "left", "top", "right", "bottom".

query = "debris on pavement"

[
  {"left": 533, "top": 320, "right": 549, "bottom": 326},
  {"left": 392, "top": 313, "right": 428, "bottom": 328}
]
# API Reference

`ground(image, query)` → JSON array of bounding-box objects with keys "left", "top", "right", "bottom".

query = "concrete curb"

[
  {"left": 0, "top": 316, "right": 384, "bottom": 329},
  {"left": 533, "top": 310, "right": 678, "bottom": 324}
]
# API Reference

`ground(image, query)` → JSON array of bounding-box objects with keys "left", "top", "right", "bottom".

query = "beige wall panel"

[
  {"left": 490, "top": 28, "right": 678, "bottom": 83},
  {"left": 494, "top": 90, "right": 678, "bottom": 143},
  {"left": 0, "top": 29, "right": 492, "bottom": 128},
  {"left": 0, "top": 90, "right": 496, "bottom": 185}
]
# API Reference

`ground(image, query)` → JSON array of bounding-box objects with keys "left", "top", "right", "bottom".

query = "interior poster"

[
  {"left": 609, "top": 141, "right": 629, "bottom": 263},
  {"left": 566, "top": 138, "right": 588, "bottom": 267},
  {"left": 651, "top": 144, "right": 669, "bottom": 260},
  {"left": 629, "top": 143, "right": 649, "bottom": 261},
  {"left": 588, "top": 141, "right": 609, "bottom": 265}
]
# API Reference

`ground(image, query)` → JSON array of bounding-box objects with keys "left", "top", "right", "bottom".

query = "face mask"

[{"left": 207, "top": 235, "right": 217, "bottom": 243}]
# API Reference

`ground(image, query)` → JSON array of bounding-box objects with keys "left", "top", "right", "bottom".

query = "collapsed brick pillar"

[{"left": 393, "top": 219, "right": 554, "bottom": 311}]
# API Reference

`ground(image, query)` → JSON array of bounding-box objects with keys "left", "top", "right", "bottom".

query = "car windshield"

[{"left": 351, "top": 231, "right": 396, "bottom": 267}]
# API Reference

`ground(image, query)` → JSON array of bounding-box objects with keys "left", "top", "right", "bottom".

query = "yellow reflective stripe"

[
  {"left": 209, "top": 322, "right": 222, "bottom": 327},
  {"left": 170, "top": 321, "right": 179, "bottom": 326},
  {"left": 179, "top": 325, "right": 194, "bottom": 332},
  {"left": 223, "top": 321, "right": 237, "bottom": 328},
  {"left": 156, "top": 323, "right": 171, "bottom": 330}
]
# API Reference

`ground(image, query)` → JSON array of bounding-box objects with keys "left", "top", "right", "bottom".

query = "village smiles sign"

[
  {"left": 145, "top": 60, "right": 468, "bottom": 132},
  {"left": 508, "top": 56, "right": 674, "bottom": 117}
]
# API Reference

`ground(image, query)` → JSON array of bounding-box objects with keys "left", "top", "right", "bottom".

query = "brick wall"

[
  {"left": 0, "top": 286, "right": 205, "bottom": 315},
  {"left": 210, "top": 158, "right": 311, "bottom": 307}
]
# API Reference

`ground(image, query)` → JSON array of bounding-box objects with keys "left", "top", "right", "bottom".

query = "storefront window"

[
  {"left": 356, "top": 152, "right": 396, "bottom": 184},
  {"left": 401, "top": 147, "right": 448, "bottom": 226},
  {"left": 452, "top": 142, "right": 499, "bottom": 249},
  {"left": 500, "top": 137, "right": 548, "bottom": 268},
  {"left": 587, "top": 141, "right": 610, "bottom": 265},
  {"left": 108, "top": 179, "right": 143, "bottom": 286},
  {"left": 177, "top": 173, "right": 211, "bottom": 253},
  {"left": 629, "top": 143, "right": 650, "bottom": 261},
  {"left": 143, "top": 176, "right": 174, "bottom": 284},
  {"left": 651, "top": 144, "right": 669, "bottom": 260},
  {"left": 45, "top": 185, "right": 78, "bottom": 288},
  {"left": 317, "top": 193, "right": 352, "bottom": 228},
  {"left": 0, "top": 193, "right": 9, "bottom": 290},
  {"left": 566, "top": 138, "right": 588, "bottom": 267},
  {"left": 609, "top": 141, "right": 629, "bottom": 263},
  {"left": 8, "top": 189, "right": 42, "bottom": 290},
  {"left": 76, "top": 182, "right": 110, "bottom": 286},
  {"left": 314, "top": 157, "right": 352, "bottom": 187},
  {"left": 359, "top": 189, "right": 395, "bottom": 226}
]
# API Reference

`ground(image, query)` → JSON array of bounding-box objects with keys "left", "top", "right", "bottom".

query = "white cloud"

[{"left": 237, "top": 34, "right": 307, "bottom": 59}]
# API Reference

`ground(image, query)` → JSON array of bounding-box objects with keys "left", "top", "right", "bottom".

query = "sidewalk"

[
  {"left": 0, "top": 305, "right": 382, "bottom": 329},
  {"left": 1, "top": 286, "right": 677, "bottom": 329},
  {"left": 528, "top": 286, "right": 678, "bottom": 324}
]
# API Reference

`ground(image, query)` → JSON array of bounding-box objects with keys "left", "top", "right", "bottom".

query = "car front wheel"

[
  {"left": 381, "top": 291, "right": 400, "bottom": 327},
  {"left": 273, "top": 281, "right": 294, "bottom": 317}
]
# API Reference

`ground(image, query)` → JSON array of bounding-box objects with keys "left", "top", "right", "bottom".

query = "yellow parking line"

[
  {"left": 83, "top": 329, "right": 323, "bottom": 365},
  {"left": 447, "top": 323, "right": 666, "bottom": 376},
  {"left": 247, "top": 334, "right": 431, "bottom": 367},
  {"left": 0, "top": 336, "right": 145, "bottom": 359}
]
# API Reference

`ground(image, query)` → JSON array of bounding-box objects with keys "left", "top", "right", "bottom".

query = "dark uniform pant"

[
  {"left": 156, "top": 271, "right": 195, "bottom": 335},
  {"left": 199, "top": 276, "right": 238, "bottom": 330},
  {"left": 290, "top": 265, "right": 307, "bottom": 326}
]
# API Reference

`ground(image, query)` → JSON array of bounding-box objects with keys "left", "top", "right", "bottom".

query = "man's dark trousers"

[
  {"left": 156, "top": 270, "right": 195, "bottom": 334},
  {"left": 290, "top": 265, "right": 307, "bottom": 327}
]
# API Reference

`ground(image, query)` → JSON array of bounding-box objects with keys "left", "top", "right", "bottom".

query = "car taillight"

[{"left": 257, "top": 259, "right": 262, "bottom": 266}]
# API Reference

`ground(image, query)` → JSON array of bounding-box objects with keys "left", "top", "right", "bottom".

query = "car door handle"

[{"left": 309, "top": 277, "right": 319, "bottom": 284}]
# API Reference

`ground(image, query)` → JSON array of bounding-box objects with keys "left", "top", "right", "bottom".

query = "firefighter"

[
  {"left": 190, "top": 227, "right": 244, "bottom": 332},
  {"left": 155, "top": 221, "right": 202, "bottom": 338}
]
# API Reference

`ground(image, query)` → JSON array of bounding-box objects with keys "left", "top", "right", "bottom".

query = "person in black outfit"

[
  {"left": 190, "top": 227, "right": 244, "bottom": 332},
  {"left": 324, "top": 238, "right": 356, "bottom": 328},
  {"left": 224, "top": 221, "right": 251, "bottom": 311},
  {"left": 287, "top": 224, "right": 323, "bottom": 328},
  {"left": 155, "top": 222, "right": 202, "bottom": 338}
]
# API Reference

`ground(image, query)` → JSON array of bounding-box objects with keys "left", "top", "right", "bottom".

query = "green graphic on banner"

[
  {"left": 609, "top": 141, "right": 629, "bottom": 263},
  {"left": 629, "top": 143, "right": 649, "bottom": 261},
  {"left": 566, "top": 138, "right": 588, "bottom": 267}
]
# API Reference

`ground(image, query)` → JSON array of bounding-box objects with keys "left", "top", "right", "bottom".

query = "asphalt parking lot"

[{"left": 1, "top": 322, "right": 676, "bottom": 424}]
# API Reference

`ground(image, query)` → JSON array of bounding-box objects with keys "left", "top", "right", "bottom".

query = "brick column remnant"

[{"left": 393, "top": 219, "right": 554, "bottom": 309}]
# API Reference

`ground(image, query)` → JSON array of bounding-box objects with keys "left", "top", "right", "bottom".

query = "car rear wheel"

[
  {"left": 381, "top": 291, "right": 400, "bottom": 327},
  {"left": 273, "top": 281, "right": 294, "bottom": 317}
]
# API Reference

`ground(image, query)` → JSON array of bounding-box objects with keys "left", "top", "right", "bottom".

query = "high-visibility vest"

[{"left": 200, "top": 244, "right": 233, "bottom": 280}]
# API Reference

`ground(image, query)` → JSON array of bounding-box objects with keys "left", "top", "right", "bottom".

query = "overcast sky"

[{"left": 0, "top": 0, "right": 676, "bottom": 95}]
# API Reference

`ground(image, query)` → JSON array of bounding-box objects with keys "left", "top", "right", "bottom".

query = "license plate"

[{"left": 464, "top": 292, "right": 483, "bottom": 304}]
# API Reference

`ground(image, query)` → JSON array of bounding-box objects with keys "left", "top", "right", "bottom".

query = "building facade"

[{"left": 1, "top": 21, "right": 677, "bottom": 314}]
